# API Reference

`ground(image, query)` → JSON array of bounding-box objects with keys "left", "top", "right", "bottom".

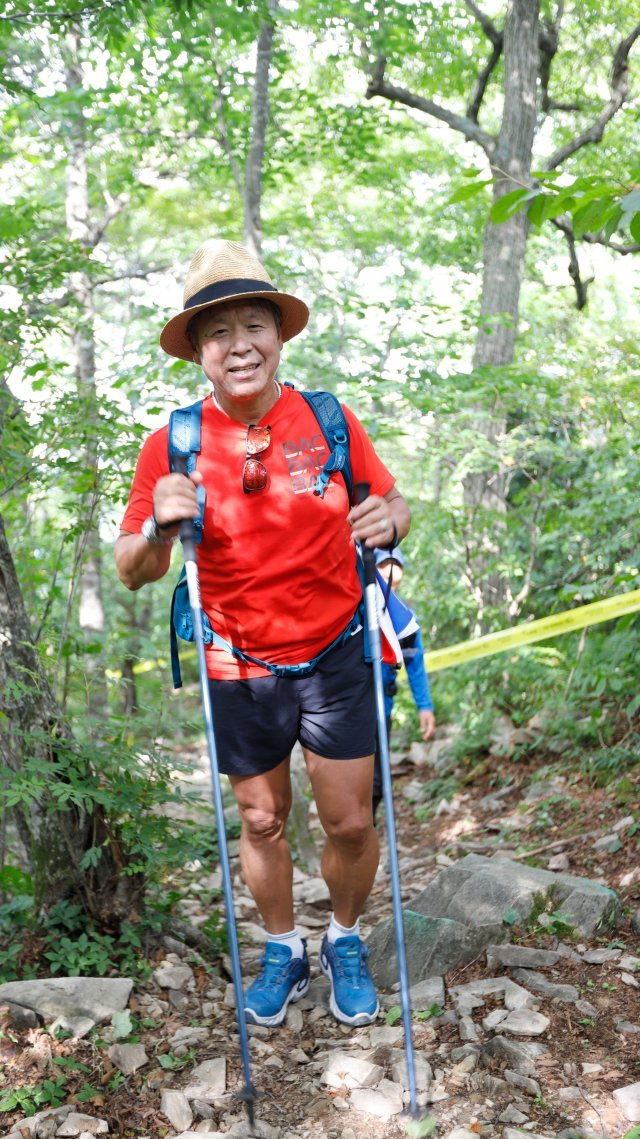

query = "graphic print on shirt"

[{"left": 282, "top": 432, "right": 330, "bottom": 494}]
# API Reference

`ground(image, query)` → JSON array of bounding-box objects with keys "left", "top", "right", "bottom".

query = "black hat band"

[{"left": 185, "top": 278, "right": 278, "bottom": 310}]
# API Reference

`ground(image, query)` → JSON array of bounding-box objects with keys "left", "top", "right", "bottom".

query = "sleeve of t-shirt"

[
  {"left": 341, "top": 404, "right": 396, "bottom": 498},
  {"left": 120, "top": 426, "right": 170, "bottom": 534},
  {"left": 405, "top": 624, "right": 434, "bottom": 711}
]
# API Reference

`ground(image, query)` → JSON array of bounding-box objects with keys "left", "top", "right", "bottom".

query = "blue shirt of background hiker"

[{"left": 382, "top": 620, "right": 434, "bottom": 719}]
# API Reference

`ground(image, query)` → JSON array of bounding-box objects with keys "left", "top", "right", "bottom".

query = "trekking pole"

[
  {"left": 174, "top": 458, "right": 257, "bottom": 1132},
  {"left": 356, "top": 483, "right": 420, "bottom": 1118}
]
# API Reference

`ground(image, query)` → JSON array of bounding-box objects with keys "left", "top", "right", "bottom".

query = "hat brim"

[{"left": 160, "top": 289, "right": 309, "bottom": 361}]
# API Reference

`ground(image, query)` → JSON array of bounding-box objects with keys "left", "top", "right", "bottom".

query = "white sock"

[
  {"left": 327, "top": 914, "right": 360, "bottom": 944},
  {"left": 266, "top": 928, "right": 305, "bottom": 959}
]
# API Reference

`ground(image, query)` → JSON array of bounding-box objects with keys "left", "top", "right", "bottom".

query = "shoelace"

[
  {"left": 255, "top": 948, "right": 290, "bottom": 989},
  {"left": 334, "top": 939, "right": 369, "bottom": 984}
]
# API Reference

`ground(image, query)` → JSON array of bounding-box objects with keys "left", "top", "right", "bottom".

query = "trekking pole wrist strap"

[
  {"left": 153, "top": 513, "right": 177, "bottom": 533},
  {"left": 386, "top": 523, "right": 399, "bottom": 552}
]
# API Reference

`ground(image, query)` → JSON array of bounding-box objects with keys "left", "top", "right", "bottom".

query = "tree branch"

[
  {"left": 365, "top": 61, "right": 496, "bottom": 157},
  {"left": 207, "top": 42, "right": 244, "bottom": 197},
  {"left": 550, "top": 216, "right": 594, "bottom": 309},
  {"left": 552, "top": 213, "right": 640, "bottom": 257},
  {"left": 506, "top": 494, "right": 544, "bottom": 618},
  {"left": 464, "top": 0, "right": 501, "bottom": 45},
  {"left": 88, "top": 192, "right": 128, "bottom": 247},
  {"left": 545, "top": 21, "right": 640, "bottom": 170},
  {"left": 467, "top": 37, "right": 503, "bottom": 123},
  {"left": 93, "top": 265, "right": 172, "bottom": 286},
  {"left": 580, "top": 232, "right": 640, "bottom": 255}
]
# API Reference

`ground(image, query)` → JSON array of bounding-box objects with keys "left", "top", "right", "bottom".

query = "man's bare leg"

[
  {"left": 229, "top": 756, "right": 294, "bottom": 933},
  {"left": 303, "top": 751, "right": 379, "bottom": 925}
]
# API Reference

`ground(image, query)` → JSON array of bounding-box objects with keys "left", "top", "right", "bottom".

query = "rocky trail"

[{"left": 1, "top": 720, "right": 639, "bottom": 1139}]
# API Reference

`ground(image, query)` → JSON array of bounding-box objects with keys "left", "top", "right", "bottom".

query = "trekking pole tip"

[
  {"left": 402, "top": 1109, "right": 438, "bottom": 1137},
  {"left": 234, "top": 1082, "right": 260, "bottom": 1133}
]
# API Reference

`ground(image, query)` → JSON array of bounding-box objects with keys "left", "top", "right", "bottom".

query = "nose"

[{"left": 229, "top": 325, "right": 251, "bottom": 353}]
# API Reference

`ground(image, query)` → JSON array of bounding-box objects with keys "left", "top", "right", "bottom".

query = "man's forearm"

[{"left": 115, "top": 531, "right": 174, "bottom": 591}]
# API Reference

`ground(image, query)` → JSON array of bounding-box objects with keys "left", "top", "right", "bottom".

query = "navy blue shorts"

[{"left": 208, "top": 630, "right": 376, "bottom": 777}]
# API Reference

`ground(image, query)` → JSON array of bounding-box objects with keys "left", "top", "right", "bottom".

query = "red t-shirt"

[{"left": 121, "top": 385, "right": 395, "bottom": 679}]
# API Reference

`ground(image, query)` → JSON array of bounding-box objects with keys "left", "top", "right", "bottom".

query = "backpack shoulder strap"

[
  {"left": 168, "top": 399, "right": 205, "bottom": 543},
  {"left": 296, "top": 388, "right": 353, "bottom": 504}
]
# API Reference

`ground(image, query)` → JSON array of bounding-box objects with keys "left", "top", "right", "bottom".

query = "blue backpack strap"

[
  {"left": 170, "top": 567, "right": 186, "bottom": 689},
  {"left": 168, "top": 400, "right": 206, "bottom": 543},
  {"left": 297, "top": 389, "right": 353, "bottom": 504},
  {"left": 168, "top": 401, "right": 206, "bottom": 688}
]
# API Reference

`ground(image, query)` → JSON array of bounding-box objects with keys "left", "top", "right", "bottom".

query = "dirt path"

[{"left": 1, "top": 737, "right": 639, "bottom": 1139}]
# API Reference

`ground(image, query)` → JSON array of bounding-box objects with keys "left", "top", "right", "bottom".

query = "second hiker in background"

[{"left": 372, "top": 546, "right": 435, "bottom": 820}]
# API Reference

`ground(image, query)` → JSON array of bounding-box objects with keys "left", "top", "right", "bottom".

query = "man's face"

[
  {"left": 377, "top": 560, "right": 404, "bottom": 590},
  {"left": 192, "top": 301, "right": 283, "bottom": 406}
]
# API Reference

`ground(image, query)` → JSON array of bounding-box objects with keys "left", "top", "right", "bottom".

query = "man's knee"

[
  {"left": 241, "top": 803, "right": 289, "bottom": 843},
  {"left": 323, "top": 807, "right": 374, "bottom": 851}
]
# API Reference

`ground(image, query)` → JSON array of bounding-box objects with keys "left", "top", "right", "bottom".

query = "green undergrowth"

[{"left": 0, "top": 725, "right": 239, "bottom": 982}]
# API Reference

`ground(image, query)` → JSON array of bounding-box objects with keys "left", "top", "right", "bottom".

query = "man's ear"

[{"left": 192, "top": 347, "right": 202, "bottom": 365}]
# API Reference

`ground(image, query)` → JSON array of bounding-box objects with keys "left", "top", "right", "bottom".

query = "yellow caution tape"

[{"left": 423, "top": 587, "right": 640, "bottom": 673}]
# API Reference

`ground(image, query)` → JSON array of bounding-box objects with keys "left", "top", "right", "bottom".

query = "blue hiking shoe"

[
  {"left": 244, "top": 941, "right": 310, "bottom": 1027},
  {"left": 319, "top": 934, "right": 379, "bottom": 1026}
]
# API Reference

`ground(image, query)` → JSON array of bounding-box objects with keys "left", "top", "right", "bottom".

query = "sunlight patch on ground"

[{"left": 436, "top": 810, "right": 479, "bottom": 843}]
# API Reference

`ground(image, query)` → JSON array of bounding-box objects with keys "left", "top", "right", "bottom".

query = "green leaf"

[
  {"left": 489, "top": 188, "right": 531, "bottom": 224},
  {"left": 572, "top": 197, "right": 617, "bottom": 238},
  {"left": 527, "top": 192, "right": 548, "bottom": 227},
  {"left": 448, "top": 181, "right": 490, "bottom": 204},
  {"left": 385, "top": 1005, "right": 402, "bottom": 1025},
  {"left": 110, "top": 1009, "right": 134, "bottom": 1040},
  {"left": 629, "top": 213, "right": 640, "bottom": 243},
  {"left": 404, "top": 1115, "right": 438, "bottom": 1137}
]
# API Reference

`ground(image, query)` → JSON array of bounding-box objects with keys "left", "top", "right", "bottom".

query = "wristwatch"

[{"left": 141, "top": 515, "right": 175, "bottom": 546}]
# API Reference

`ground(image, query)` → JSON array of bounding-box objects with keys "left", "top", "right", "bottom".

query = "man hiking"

[{"left": 115, "top": 238, "right": 410, "bottom": 1029}]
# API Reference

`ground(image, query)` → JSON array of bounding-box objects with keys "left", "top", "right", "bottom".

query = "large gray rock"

[
  {"left": 480, "top": 1035, "right": 542, "bottom": 1075},
  {"left": 183, "top": 1058, "right": 227, "bottom": 1102},
  {"left": 511, "top": 968, "right": 579, "bottom": 1002},
  {"left": 161, "top": 1089, "right": 194, "bottom": 1132},
  {"left": 0, "top": 978, "right": 133, "bottom": 1038},
  {"left": 485, "top": 944, "right": 561, "bottom": 969},
  {"left": 409, "top": 854, "right": 618, "bottom": 938},
  {"left": 613, "top": 1081, "right": 640, "bottom": 1122},
  {"left": 369, "top": 910, "right": 506, "bottom": 986},
  {"left": 56, "top": 1114, "right": 109, "bottom": 1135},
  {"left": 4, "top": 1106, "right": 73, "bottom": 1135},
  {"left": 107, "top": 1042, "right": 149, "bottom": 1075},
  {"left": 322, "top": 1051, "right": 384, "bottom": 1089}
]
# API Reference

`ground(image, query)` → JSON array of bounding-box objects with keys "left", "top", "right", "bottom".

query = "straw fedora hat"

[{"left": 160, "top": 239, "right": 309, "bottom": 361}]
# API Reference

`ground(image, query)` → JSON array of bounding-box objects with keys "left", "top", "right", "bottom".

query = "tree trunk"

[
  {"left": 64, "top": 37, "right": 108, "bottom": 718},
  {"left": 0, "top": 358, "right": 142, "bottom": 920},
  {"left": 243, "top": 0, "right": 279, "bottom": 258},
  {"left": 0, "top": 507, "right": 143, "bottom": 919},
  {"left": 463, "top": 0, "right": 540, "bottom": 623},
  {"left": 118, "top": 592, "right": 152, "bottom": 716}
]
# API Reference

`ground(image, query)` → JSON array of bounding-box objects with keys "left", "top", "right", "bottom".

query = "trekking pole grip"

[
  {"left": 355, "top": 481, "right": 376, "bottom": 586},
  {"left": 172, "top": 455, "right": 197, "bottom": 557}
]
